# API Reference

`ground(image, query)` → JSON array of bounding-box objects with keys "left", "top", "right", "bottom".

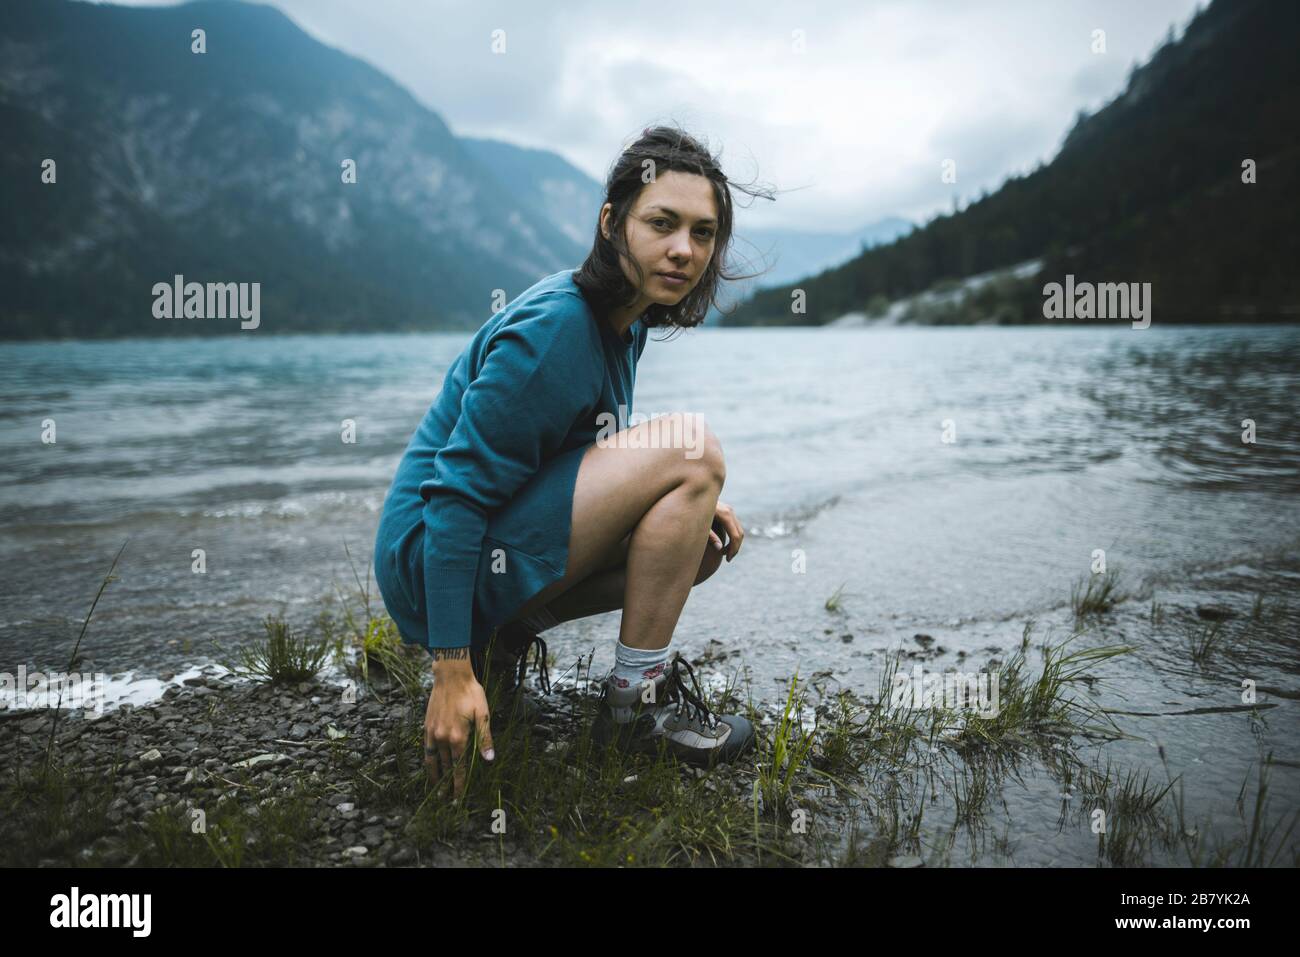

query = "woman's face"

[{"left": 601, "top": 170, "right": 718, "bottom": 307}]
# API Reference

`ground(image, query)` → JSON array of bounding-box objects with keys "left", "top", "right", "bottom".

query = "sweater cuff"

[{"left": 421, "top": 549, "right": 478, "bottom": 650}]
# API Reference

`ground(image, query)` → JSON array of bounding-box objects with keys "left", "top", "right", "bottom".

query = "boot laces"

[
  {"left": 515, "top": 634, "right": 551, "bottom": 696},
  {"left": 664, "top": 656, "right": 719, "bottom": 731}
]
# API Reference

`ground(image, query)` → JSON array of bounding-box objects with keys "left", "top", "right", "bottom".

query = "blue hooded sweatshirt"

[{"left": 373, "top": 268, "right": 650, "bottom": 651}]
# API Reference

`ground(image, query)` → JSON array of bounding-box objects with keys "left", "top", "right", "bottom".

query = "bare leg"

[
  {"left": 542, "top": 532, "right": 724, "bottom": 624},
  {"left": 504, "top": 413, "right": 726, "bottom": 642},
  {"left": 617, "top": 468, "right": 722, "bottom": 650}
]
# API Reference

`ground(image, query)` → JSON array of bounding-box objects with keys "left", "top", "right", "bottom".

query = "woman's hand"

[
  {"left": 424, "top": 650, "right": 494, "bottom": 800},
  {"left": 709, "top": 500, "right": 744, "bottom": 562}
]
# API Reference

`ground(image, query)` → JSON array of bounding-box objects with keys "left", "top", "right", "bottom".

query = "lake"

[{"left": 2, "top": 323, "right": 1297, "bottom": 864}]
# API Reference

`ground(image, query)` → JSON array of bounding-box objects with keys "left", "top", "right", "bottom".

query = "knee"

[{"left": 674, "top": 412, "right": 725, "bottom": 490}]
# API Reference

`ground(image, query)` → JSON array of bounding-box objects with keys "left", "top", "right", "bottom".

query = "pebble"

[
  {"left": 231, "top": 753, "right": 289, "bottom": 770},
  {"left": 391, "top": 846, "right": 415, "bottom": 865},
  {"left": 1196, "top": 604, "right": 1235, "bottom": 621}
]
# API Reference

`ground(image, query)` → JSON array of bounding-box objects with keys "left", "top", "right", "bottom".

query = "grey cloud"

[{"left": 111, "top": 0, "right": 1203, "bottom": 232}]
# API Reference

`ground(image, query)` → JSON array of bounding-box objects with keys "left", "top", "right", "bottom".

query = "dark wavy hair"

[{"left": 573, "top": 123, "right": 775, "bottom": 338}]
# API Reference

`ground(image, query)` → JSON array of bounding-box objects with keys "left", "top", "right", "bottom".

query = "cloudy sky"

[{"left": 111, "top": 0, "right": 1204, "bottom": 233}]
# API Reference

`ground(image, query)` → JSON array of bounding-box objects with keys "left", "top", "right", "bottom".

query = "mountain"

[
  {"left": 717, "top": 215, "right": 911, "bottom": 297},
  {"left": 0, "top": 0, "right": 919, "bottom": 343},
  {"left": 0, "top": 0, "right": 588, "bottom": 338},
  {"left": 722, "top": 0, "right": 1300, "bottom": 326},
  {"left": 458, "top": 136, "right": 606, "bottom": 250}
]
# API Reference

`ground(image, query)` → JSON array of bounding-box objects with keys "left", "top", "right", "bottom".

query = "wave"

[{"left": 744, "top": 493, "right": 843, "bottom": 539}]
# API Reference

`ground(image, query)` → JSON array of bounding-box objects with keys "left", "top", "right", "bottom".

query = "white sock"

[{"left": 611, "top": 640, "right": 670, "bottom": 690}]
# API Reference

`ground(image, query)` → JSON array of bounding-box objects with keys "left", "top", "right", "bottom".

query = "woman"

[{"left": 373, "top": 125, "right": 773, "bottom": 799}]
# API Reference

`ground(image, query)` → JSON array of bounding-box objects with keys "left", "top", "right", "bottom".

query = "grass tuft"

[
  {"left": 1188, "top": 620, "right": 1224, "bottom": 665},
  {"left": 824, "top": 582, "right": 850, "bottom": 612},
  {"left": 214, "top": 613, "right": 332, "bottom": 685},
  {"left": 1071, "top": 567, "right": 1126, "bottom": 619}
]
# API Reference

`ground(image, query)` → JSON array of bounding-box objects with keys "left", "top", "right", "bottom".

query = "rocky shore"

[
  {"left": 1, "top": 666, "right": 560, "bottom": 867},
  {"left": 0, "top": 655, "right": 781, "bottom": 868},
  {"left": 7, "top": 617, "right": 1261, "bottom": 868}
]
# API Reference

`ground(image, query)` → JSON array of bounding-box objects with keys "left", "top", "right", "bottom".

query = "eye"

[{"left": 651, "top": 217, "right": 714, "bottom": 240}]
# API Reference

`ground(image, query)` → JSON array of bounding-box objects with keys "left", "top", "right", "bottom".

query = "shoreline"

[
  {"left": 3, "top": 601, "right": 1295, "bottom": 867},
  {"left": 2, "top": 645, "right": 800, "bottom": 867}
]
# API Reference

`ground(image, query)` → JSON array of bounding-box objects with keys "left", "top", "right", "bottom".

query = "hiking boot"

[
  {"left": 471, "top": 623, "right": 551, "bottom": 726},
  {"left": 591, "top": 652, "right": 754, "bottom": 767}
]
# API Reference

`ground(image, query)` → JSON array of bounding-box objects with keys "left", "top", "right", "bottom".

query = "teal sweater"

[{"left": 374, "top": 269, "right": 649, "bottom": 650}]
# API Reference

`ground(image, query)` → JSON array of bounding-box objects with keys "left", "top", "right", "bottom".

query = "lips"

[{"left": 658, "top": 271, "right": 689, "bottom": 281}]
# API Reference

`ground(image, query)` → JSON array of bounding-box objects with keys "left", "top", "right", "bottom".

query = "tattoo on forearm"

[{"left": 432, "top": 646, "right": 470, "bottom": 661}]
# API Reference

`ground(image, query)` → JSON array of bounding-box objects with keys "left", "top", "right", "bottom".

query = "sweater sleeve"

[{"left": 416, "top": 296, "right": 601, "bottom": 650}]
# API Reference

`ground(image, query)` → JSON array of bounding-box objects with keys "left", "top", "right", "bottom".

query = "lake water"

[{"left": 2, "top": 324, "right": 1297, "bottom": 864}]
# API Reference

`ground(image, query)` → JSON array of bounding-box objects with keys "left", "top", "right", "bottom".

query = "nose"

[{"left": 669, "top": 229, "right": 694, "bottom": 262}]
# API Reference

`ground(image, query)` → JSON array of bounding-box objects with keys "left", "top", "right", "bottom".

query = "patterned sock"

[{"left": 611, "top": 640, "right": 670, "bottom": 690}]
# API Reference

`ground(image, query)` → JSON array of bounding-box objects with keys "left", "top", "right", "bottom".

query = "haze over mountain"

[{"left": 690, "top": 215, "right": 912, "bottom": 327}]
